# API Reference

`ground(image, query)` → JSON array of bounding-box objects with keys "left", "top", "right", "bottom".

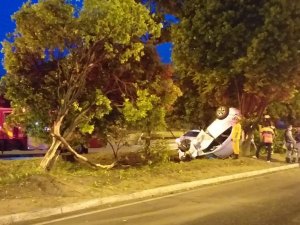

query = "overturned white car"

[{"left": 177, "top": 107, "right": 241, "bottom": 160}]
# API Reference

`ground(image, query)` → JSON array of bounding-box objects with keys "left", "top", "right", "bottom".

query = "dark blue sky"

[
  {"left": 0, "top": 0, "right": 172, "bottom": 77},
  {"left": 0, "top": 0, "right": 33, "bottom": 76}
]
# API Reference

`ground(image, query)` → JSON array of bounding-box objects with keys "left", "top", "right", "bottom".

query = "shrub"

[{"left": 146, "top": 140, "right": 171, "bottom": 164}]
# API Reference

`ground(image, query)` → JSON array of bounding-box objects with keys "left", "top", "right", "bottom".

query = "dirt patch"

[{"left": 0, "top": 174, "right": 98, "bottom": 215}]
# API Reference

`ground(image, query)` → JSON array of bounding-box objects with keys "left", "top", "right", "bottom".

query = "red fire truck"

[
  {"left": 0, "top": 106, "right": 105, "bottom": 152},
  {"left": 0, "top": 107, "right": 28, "bottom": 151},
  {"left": 0, "top": 96, "right": 108, "bottom": 153}
]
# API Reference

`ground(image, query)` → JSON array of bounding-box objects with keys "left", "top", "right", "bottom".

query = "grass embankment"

[{"left": 0, "top": 131, "right": 288, "bottom": 216}]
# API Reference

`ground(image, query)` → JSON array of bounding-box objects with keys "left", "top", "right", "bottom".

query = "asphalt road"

[
  {"left": 20, "top": 168, "right": 300, "bottom": 225},
  {"left": 0, "top": 141, "right": 178, "bottom": 161}
]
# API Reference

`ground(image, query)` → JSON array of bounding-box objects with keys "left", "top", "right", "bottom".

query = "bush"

[
  {"left": 273, "top": 129, "right": 286, "bottom": 153},
  {"left": 143, "top": 140, "right": 171, "bottom": 164}
]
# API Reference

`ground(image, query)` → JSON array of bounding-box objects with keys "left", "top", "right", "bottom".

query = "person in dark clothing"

[
  {"left": 284, "top": 125, "right": 297, "bottom": 163},
  {"left": 294, "top": 127, "right": 300, "bottom": 163}
]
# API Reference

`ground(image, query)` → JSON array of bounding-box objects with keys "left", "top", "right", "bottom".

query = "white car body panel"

[
  {"left": 177, "top": 107, "right": 241, "bottom": 160},
  {"left": 206, "top": 108, "right": 240, "bottom": 138}
]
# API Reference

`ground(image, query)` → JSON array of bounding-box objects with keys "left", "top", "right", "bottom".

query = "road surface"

[
  {"left": 18, "top": 168, "right": 300, "bottom": 225},
  {"left": 0, "top": 140, "right": 178, "bottom": 160}
]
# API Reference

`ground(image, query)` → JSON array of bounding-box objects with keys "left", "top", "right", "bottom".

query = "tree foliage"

[
  {"left": 122, "top": 66, "right": 182, "bottom": 154},
  {"left": 123, "top": 74, "right": 182, "bottom": 132},
  {"left": 122, "top": 88, "right": 173, "bottom": 156},
  {"left": 105, "top": 120, "right": 129, "bottom": 160},
  {"left": 120, "top": 43, "right": 182, "bottom": 133},
  {"left": 141, "top": 0, "right": 184, "bottom": 18},
  {"left": 1, "top": 0, "right": 162, "bottom": 170},
  {"left": 172, "top": 0, "right": 300, "bottom": 124},
  {"left": 268, "top": 91, "right": 300, "bottom": 125}
]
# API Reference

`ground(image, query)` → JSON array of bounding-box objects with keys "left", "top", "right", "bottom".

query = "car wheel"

[
  {"left": 178, "top": 139, "right": 191, "bottom": 152},
  {"left": 216, "top": 106, "right": 229, "bottom": 120}
]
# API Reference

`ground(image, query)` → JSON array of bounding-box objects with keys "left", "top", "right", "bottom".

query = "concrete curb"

[{"left": 1, "top": 164, "right": 299, "bottom": 225}]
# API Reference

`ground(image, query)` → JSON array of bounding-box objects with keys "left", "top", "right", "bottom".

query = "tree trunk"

[
  {"left": 40, "top": 118, "right": 63, "bottom": 171},
  {"left": 107, "top": 140, "right": 118, "bottom": 160},
  {"left": 41, "top": 115, "right": 115, "bottom": 171},
  {"left": 240, "top": 129, "right": 255, "bottom": 156},
  {"left": 54, "top": 134, "right": 116, "bottom": 169},
  {"left": 241, "top": 138, "right": 251, "bottom": 156},
  {"left": 40, "top": 138, "right": 61, "bottom": 171},
  {"left": 239, "top": 93, "right": 268, "bottom": 156}
]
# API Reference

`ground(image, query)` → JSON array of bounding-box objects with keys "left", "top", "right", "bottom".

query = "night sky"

[{"left": 0, "top": 0, "right": 172, "bottom": 77}]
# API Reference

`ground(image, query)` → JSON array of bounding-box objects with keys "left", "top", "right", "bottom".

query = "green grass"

[
  {"left": 0, "top": 151, "right": 290, "bottom": 215},
  {"left": 0, "top": 151, "right": 288, "bottom": 195},
  {"left": 0, "top": 159, "right": 43, "bottom": 185}
]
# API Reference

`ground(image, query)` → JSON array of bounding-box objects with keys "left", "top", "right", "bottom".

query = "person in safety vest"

[
  {"left": 253, "top": 125, "right": 275, "bottom": 162},
  {"left": 231, "top": 115, "right": 242, "bottom": 159}
]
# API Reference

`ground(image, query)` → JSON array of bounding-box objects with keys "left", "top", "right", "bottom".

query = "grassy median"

[{"left": 0, "top": 146, "right": 289, "bottom": 216}]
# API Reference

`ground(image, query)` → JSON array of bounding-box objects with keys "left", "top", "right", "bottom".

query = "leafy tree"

[
  {"left": 171, "top": 0, "right": 300, "bottom": 154},
  {"left": 1, "top": 0, "right": 161, "bottom": 171},
  {"left": 123, "top": 89, "right": 164, "bottom": 155},
  {"left": 83, "top": 43, "right": 182, "bottom": 160},
  {"left": 123, "top": 76, "right": 181, "bottom": 157},
  {"left": 268, "top": 92, "right": 300, "bottom": 125},
  {"left": 105, "top": 121, "right": 129, "bottom": 160},
  {"left": 136, "top": 1, "right": 181, "bottom": 44},
  {"left": 169, "top": 83, "right": 216, "bottom": 130},
  {"left": 120, "top": 43, "right": 182, "bottom": 140},
  {"left": 141, "top": 0, "right": 183, "bottom": 18}
]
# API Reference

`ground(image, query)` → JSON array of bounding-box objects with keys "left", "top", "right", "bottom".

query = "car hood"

[{"left": 191, "top": 129, "right": 214, "bottom": 150}]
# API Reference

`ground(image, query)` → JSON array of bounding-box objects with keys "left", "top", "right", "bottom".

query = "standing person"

[
  {"left": 250, "top": 133, "right": 257, "bottom": 152},
  {"left": 270, "top": 125, "right": 276, "bottom": 155},
  {"left": 293, "top": 127, "right": 300, "bottom": 163},
  {"left": 255, "top": 115, "right": 273, "bottom": 154},
  {"left": 284, "top": 125, "right": 297, "bottom": 163},
  {"left": 247, "top": 125, "right": 257, "bottom": 153},
  {"left": 253, "top": 125, "right": 275, "bottom": 162},
  {"left": 231, "top": 115, "right": 242, "bottom": 159}
]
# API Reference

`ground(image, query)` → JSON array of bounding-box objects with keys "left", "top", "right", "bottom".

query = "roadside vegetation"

[
  {"left": 0, "top": 151, "right": 287, "bottom": 186},
  {"left": 0, "top": 143, "right": 288, "bottom": 215},
  {"left": 0, "top": 0, "right": 299, "bottom": 174}
]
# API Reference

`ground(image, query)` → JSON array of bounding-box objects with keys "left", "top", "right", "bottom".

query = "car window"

[
  {"left": 214, "top": 127, "right": 232, "bottom": 143},
  {"left": 183, "top": 131, "right": 200, "bottom": 137}
]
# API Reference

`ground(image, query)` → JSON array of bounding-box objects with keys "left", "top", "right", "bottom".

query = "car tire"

[
  {"left": 178, "top": 139, "right": 191, "bottom": 152},
  {"left": 216, "top": 106, "right": 229, "bottom": 120}
]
